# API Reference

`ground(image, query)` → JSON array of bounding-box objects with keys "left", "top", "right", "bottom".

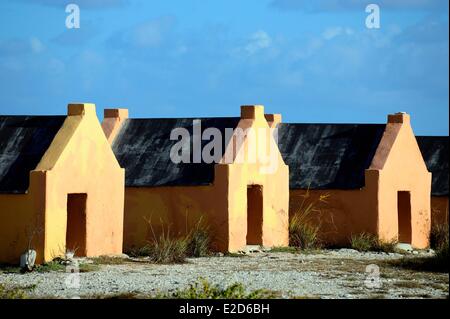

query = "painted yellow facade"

[
  {"left": 106, "top": 105, "right": 290, "bottom": 253},
  {"left": 289, "top": 113, "right": 432, "bottom": 249},
  {"left": 0, "top": 103, "right": 439, "bottom": 265},
  {"left": 0, "top": 104, "right": 125, "bottom": 264}
]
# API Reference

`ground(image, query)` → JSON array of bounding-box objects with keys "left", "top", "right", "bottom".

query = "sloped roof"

[
  {"left": 416, "top": 136, "right": 449, "bottom": 196},
  {"left": 0, "top": 116, "right": 66, "bottom": 193},
  {"left": 277, "top": 123, "right": 386, "bottom": 189},
  {"left": 113, "top": 119, "right": 388, "bottom": 189},
  {"left": 112, "top": 117, "right": 240, "bottom": 187}
]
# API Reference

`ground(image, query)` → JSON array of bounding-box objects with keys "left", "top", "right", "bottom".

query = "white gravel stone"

[{"left": 0, "top": 249, "right": 447, "bottom": 299}]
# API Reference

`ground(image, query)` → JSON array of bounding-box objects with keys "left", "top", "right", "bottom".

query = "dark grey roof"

[
  {"left": 278, "top": 123, "right": 386, "bottom": 189},
  {"left": 416, "top": 136, "right": 449, "bottom": 196},
  {"left": 112, "top": 117, "right": 240, "bottom": 187},
  {"left": 0, "top": 116, "right": 66, "bottom": 193}
]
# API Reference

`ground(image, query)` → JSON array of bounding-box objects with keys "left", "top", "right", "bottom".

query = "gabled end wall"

[{"left": 368, "top": 113, "right": 431, "bottom": 248}]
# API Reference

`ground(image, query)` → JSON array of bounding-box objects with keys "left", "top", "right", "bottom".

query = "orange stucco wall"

[
  {"left": 0, "top": 194, "right": 36, "bottom": 264},
  {"left": 289, "top": 171, "right": 380, "bottom": 246},
  {"left": 431, "top": 196, "right": 449, "bottom": 227},
  {"left": 123, "top": 185, "right": 225, "bottom": 252},
  {"left": 120, "top": 105, "right": 289, "bottom": 253},
  {"left": 0, "top": 172, "right": 46, "bottom": 264},
  {"left": 225, "top": 107, "right": 289, "bottom": 250},
  {"left": 0, "top": 103, "right": 125, "bottom": 264},
  {"left": 370, "top": 114, "right": 431, "bottom": 248},
  {"left": 289, "top": 113, "right": 431, "bottom": 249}
]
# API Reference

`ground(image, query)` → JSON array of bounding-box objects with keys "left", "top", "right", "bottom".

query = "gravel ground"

[{"left": 0, "top": 249, "right": 448, "bottom": 299}]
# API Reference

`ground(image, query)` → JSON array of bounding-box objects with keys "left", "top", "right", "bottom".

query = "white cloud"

[
  {"left": 245, "top": 31, "right": 272, "bottom": 55},
  {"left": 322, "top": 27, "right": 343, "bottom": 40},
  {"left": 109, "top": 16, "right": 176, "bottom": 49},
  {"left": 231, "top": 30, "right": 273, "bottom": 58},
  {"left": 30, "top": 37, "right": 44, "bottom": 53},
  {"left": 322, "top": 27, "right": 354, "bottom": 40}
]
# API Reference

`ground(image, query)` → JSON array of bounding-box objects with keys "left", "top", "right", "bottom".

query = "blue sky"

[{"left": 0, "top": 0, "right": 448, "bottom": 135}]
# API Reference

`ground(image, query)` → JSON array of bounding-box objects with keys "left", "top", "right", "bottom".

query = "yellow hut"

[
  {"left": 278, "top": 113, "right": 432, "bottom": 249},
  {"left": 103, "top": 105, "right": 289, "bottom": 253},
  {"left": 0, "top": 103, "right": 124, "bottom": 264}
]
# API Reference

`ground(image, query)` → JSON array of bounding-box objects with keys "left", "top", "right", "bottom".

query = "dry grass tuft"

[
  {"left": 289, "top": 190, "right": 329, "bottom": 250},
  {"left": 350, "top": 233, "right": 397, "bottom": 253},
  {"left": 130, "top": 215, "right": 211, "bottom": 263}
]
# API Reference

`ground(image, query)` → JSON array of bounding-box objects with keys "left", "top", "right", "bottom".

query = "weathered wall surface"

[
  {"left": 369, "top": 113, "right": 431, "bottom": 249},
  {"left": 223, "top": 106, "right": 289, "bottom": 251},
  {"left": 0, "top": 104, "right": 125, "bottom": 264},
  {"left": 36, "top": 104, "right": 125, "bottom": 262},
  {"left": 289, "top": 173, "right": 379, "bottom": 247},
  {"left": 431, "top": 196, "right": 449, "bottom": 227},
  {"left": 288, "top": 114, "right": 431, "bottom": 249},
  {"left": 121, "top": 105, "right": 289, "bottom": 253},
  {"left": 0, "top": 172, "right": 46, "bottom": 264},
  {"left": 122, "top": 185, "right": 228, "bottom": 252}
]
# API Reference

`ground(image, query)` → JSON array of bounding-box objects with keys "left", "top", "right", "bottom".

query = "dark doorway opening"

[
  {"left": 66, "top": 193, "right": 87, "bottom": 256},
  {"left": 247, "top": 185, "right": 263, "bottom": 245},
  {"left": 398, "top": 191, "right": 412, "bottom": 244}
]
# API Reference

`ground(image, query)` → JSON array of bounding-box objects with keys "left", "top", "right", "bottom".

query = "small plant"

[
  {"left": 0, "top": 284, "right": 28, "bottom": 299},
  {"left": 376, "top": 239, "right": 398, "bottom": 253},
  {"left": 0, "top": 265, "right": 22, "bottom": 274},
  {"left": 130, "top": 213, "right": 212, "bottom": 263},
  {"left": 158, "top": 278, "right": 279, "bottom": 299},
  {"left": 289, "top": 191, "right": 328, "bottom": 250},
  {"left": 35, "top": 260, "right": 65, "bottom": 273},
  {"left": 430, "top": 224, "right": 449, "bottom": 251},
  {"left": 350, "top": 233, "right": 374, "bottom": 252},
  {"left": 33, "top": 259, "right": 99, "bottom": 273},
  {"left": 185, "top": 218, "right": 211, "bottom": 258},
  {"left": 434, "top": 243, "right": 449, "bottom": 269},
  {"left": 130, "top": 217, "right": 187, "bottom": 264},
  {"left": 133, "top": 238, "right": 187, "bottom": 264},
  {"left": 128, "top": 246, "right": 146, "bottom": 258},
  {"left": 290, "top": 217, "right": 320, "bottom": 250},
  {"left": 433, "top": 228, "right": 449, "bottom": 272},
  {"left": 350, "top": 233, "right": 397, "bottom": 253}
]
